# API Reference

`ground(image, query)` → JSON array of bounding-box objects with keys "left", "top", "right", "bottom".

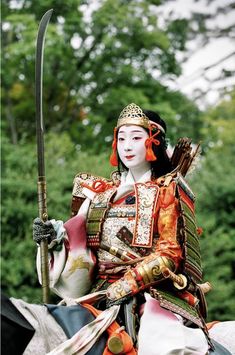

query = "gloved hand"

[{"left": 33, "top": 217, "right": 56, "bottom": 244}]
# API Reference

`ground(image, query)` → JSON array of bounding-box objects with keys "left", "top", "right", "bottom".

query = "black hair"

[{"left": 117, "top": 109, "right": 172, "bottom": 178}]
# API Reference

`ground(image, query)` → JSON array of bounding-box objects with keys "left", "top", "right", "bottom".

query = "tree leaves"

[{"left": 2, "top": 0, "right": 200, "bottom": 148}]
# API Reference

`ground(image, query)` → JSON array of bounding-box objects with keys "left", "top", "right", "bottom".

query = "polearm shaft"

[{"left": 35, "top": 9, "right": 53, "bottom": 303}]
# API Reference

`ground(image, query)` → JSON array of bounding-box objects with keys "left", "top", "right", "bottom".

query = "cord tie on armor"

[{"left": 81, "top": 180, "right": 112, "bottom": 193}]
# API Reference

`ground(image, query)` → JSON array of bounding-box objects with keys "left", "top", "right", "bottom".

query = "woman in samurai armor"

[
  {"left": 31, "top": 102, "right": 217, "bottom": 355},
  {"left": 6, "top": 103, "right": 233, "bottom": 355}
]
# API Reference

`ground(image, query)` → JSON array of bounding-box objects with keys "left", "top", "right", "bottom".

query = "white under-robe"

[{"left": 138, "top": 293, "right": 209, "bottom": 355}]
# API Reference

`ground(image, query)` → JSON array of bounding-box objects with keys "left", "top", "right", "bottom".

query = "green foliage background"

[{"left": 1, "top": 0, "right": 235, "bottom": 321}]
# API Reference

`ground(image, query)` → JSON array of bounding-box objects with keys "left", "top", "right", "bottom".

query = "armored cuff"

[
  {"left": 106, "top": 269, "right": 138, "bottom": 302},
  {"left": 135, "top": 255, "right": 175, "bottom": 285},
  {"left": 106, "top": 255, "right": 175, "bottom": 302}
]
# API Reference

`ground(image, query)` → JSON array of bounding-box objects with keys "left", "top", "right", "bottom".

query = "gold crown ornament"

[
  {"left": 117, "top": 103, "right": 150, "bottom": 129},
  {"left": 116, "top": 103, "right": 165, "bottom": 134}
]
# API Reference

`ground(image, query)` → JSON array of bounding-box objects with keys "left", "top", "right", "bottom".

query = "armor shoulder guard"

[
  {"left": 174, "top": 173, "right": 195, "bottom": 203},
  {"left": 71, "top": 171, "right": 120, "bottom": 217},
  {"left": 154, "top": 171, "right": 195, "bottom": 202},
  {"left": 72, "top": 171, "right": 120, "bottom": 198}
]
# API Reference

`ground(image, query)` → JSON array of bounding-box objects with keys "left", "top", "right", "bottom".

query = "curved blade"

[
  {"left": 35, "top": 9, "right": 53, "bottom": 177},
  {"left": 35, "top": 9, "right": 53, "bottom": 304}
]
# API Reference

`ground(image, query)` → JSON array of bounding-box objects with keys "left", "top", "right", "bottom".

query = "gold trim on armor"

[
  {"left": 138, "top": 265, "right": 151, "bottom": 285},
  {"left": 137, "top": 256, "right": 174, "bottom": 285},
  {"left": 132, "top": 183, "right": 159, "bottom": 248},
  {"left": 86, "top": 187, "right": 117, "bottom": 249}
]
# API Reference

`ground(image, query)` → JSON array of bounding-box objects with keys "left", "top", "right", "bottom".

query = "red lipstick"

[{"left": 125, "top": 155, "right": 135, "bottom": 160}]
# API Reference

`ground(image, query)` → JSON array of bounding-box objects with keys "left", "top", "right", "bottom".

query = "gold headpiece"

[
  {"left": 117, "top": 103, "right": 150, "bottom": 129},
  {"left": 116, "top": 103, "right": 165, "bottom": 134}
]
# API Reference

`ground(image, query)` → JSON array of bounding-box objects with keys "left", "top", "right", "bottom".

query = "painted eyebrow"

[{"left": 118, "top": 130, "right": 145, "bottom": 134}]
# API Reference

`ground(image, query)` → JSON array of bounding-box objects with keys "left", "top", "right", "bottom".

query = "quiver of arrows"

[{"left": 171, "top": 137, "right": 201, "bottom": 177}]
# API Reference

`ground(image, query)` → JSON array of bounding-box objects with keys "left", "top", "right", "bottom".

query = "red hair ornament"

[
  {"left": 110, "top": 128, "right": 118, "bottom": 166},
  {"left": 145, "top": 128, "right": 161, "bottom": 162}
]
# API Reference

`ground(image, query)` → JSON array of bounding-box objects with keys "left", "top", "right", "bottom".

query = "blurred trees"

[
  {"left": 1, "top": 0, "right": 235, "bottom": 321},
  {"left": 1, "top": 131, "right": 113, "bottom": 302},
  {"left": 157, "top": 0, "right": 235, "bottom": 106},
  {"left": 2, "top": 0, "right": 203, "bottom": 150},
  {"left": 190, "top": 90, "right": 235, "bottom": 321}
]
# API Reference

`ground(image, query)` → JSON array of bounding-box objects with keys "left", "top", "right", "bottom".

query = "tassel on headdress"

[
  {"left": 110, "top": 128, "right": 118, "bottom": 166},
  {"left": 145, "top": 128, "right": 160, "bottom": 162}
]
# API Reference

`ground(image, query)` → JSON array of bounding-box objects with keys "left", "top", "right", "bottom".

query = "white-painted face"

[{"left": 117, "top": 125, "right": 150, "bottom": 170}]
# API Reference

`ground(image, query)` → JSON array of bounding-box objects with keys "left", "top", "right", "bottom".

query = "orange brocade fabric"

[
  {"left": 82, "top": 303, "right": 137, "bottom": 355},
  {"left": 154, "top": 182, "right": 182, "bottom": 268}
]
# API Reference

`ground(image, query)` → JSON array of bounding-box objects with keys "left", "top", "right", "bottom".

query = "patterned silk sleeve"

[{"left": 153, "top": 181, "right": 182, "bottom": 268}]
